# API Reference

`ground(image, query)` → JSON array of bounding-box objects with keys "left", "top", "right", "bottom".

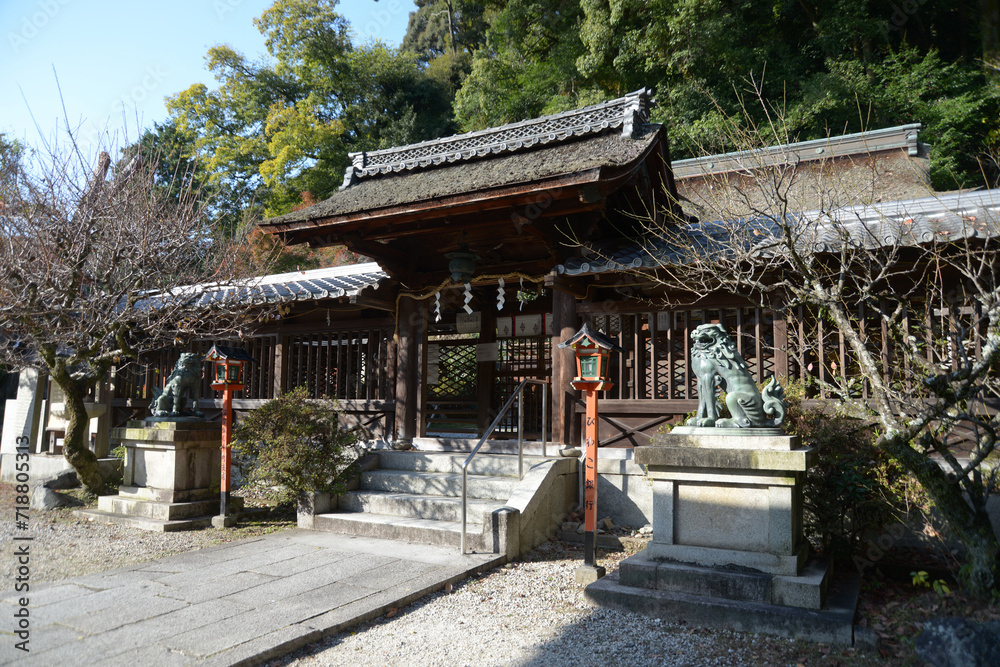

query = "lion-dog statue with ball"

[
  {"left": 151, "top": 352, "right": 205, "bottom": 418},
  {"left": 686, "top": 323, "right": 786, "bottom": 428}
]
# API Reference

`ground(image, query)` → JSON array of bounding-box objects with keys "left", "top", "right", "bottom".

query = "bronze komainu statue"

[
  {"left": 686, "top": 323, "right": 786, "bottom": 428},
  {"left": 151, "top": 353, "right": 204, "bottom": 418}
]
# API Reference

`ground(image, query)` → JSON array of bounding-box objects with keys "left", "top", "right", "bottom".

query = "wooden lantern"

[
  {"left": 558, "top": 323, "right": 622, "bottom": 577},
  {"left": 559, "top": 323, "right": 622, "bottom": 391},
  {"left": 205, "top": 345, "right": 255, "bottom": 391}
]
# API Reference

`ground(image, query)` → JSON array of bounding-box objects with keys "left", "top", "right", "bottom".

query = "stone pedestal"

[
  {"left": 640, "top": 427, "right": 812, "bottom": 577},
  {"left": 585, "top": 427, "right": 860, "bottom": 645},
  {"left": 76, "top": 420, "right": 242, "bottom": 531},
  {"left": 117, "top": 420, "right": 222, "bottom": 502}
]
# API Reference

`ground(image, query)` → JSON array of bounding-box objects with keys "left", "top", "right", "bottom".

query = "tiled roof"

[
  {"left": 147, "top": 263, "right": 389, "bottom": 309},
  {"left": 263, "top": 126, "right": 663, "bottom": 230},
  {"left": 671, "top": 124, "right": 922, "bottom": 179},
  {"left": 340, "top": 89, "right": 653, "bottom": 189},
  {"left": 556, "top": 189, "right": 1000, "bottom": 276}
]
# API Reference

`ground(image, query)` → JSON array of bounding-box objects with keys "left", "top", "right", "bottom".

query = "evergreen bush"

[
  {"left": 232, "top": 387, "right": 360, "bottom": 503},
  {"left": 785, "top": 383, "right": 913, "bottom": 560}
]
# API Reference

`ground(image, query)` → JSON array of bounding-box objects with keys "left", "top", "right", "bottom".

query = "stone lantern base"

[
  {"left": 76, "top": 420, "right": 242, "bottom": 531},
  {"left": 584, "top": 427, "right": 860, "bottom": 645}
]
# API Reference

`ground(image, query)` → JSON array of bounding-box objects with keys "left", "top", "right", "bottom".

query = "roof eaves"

[
  {"left": 264, "top": 168, "right": 608, "bottom": 235},
  {"left": 556, "top": 187, "right": 1000, "bottom": 276}
]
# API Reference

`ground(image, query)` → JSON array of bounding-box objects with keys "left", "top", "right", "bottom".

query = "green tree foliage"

[
  {"left": 453, "top": 0, "right": 1000, "bottom": 189},
  {"left": 232, "top": 387, "right": 360, "bottom": 502},
  {"left": 402, "top": 0, "right": 488, "bottom": 99},
  {"left": 0, "top": 134, "right": 25, "bottom": 189},
  {"left": 453, "top": 0, "right": 589, "bottom": 129},
  {"left": 402, "top": 0, "right": 487, "bottom": 62},
  {"left": 162, "top": 0, "right": 454, "bottom": 220}
]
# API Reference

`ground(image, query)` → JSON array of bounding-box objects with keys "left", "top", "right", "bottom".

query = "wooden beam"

[
  {"left": 344, "top": 235, "right": 412, "bottom": 267},
  {"left": 544, "top": 274, "right": 589, "bottom": 299},
  {"left": 251, "top": 317, "right": 394, "bottom": 336}
]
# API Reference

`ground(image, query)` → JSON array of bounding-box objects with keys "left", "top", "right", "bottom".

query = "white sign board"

[
  {"left": 476, "top": 343, "right": 499, "bottom": 362},
  {"left": 497, "top": 317, "right": 513, "bottom": 338},
  {"left": 456, "top": 311, "right": 481, "bottom": 334},
  {"left": 516, "top": 314, "right": 542, "bottom": 337}
]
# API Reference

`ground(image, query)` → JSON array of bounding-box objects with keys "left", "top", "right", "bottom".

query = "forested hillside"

[{"left": 147, "top": 0, "right": 1000, "bottom": 238}]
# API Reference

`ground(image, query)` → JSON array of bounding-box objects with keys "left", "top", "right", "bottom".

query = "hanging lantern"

[
  {"left": 445, "top": 248, "right": 480, "bottom": 283},
  {"left": 445, "top": 234, "right": 480, "bottom": 284}
]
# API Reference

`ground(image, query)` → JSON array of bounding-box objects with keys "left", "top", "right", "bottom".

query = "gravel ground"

[
  {"left": 1, "top": 483, "right": 887, "bottom": 665},
  {"left": 266, "top": 541, "right": 816, "bottom": 667}
]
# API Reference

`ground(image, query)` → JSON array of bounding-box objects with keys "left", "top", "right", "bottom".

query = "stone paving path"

[{"left": 0, "top": 529, "right": 502, "bottom": 666}]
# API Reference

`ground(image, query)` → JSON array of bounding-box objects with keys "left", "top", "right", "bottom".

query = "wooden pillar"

[
  {"left": 394, "top": 296, "right": 424, "bottom": 444},
  {"left": 551, "top": 287, "right": 580, "bottom": 447},
  {"left": 477, "top": 307, "right": 497, "bottom": 435},
  {"left": 416, "top": 301, "right": 428, "bottom": 438},
  {"left": 770, "top": 295, "right": 789, "bottom": 383},
  {"left": 273, "top": 332, "right": 287, "bottom": 399}
]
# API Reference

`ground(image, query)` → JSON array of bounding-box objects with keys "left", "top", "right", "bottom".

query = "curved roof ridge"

[{"left": 339, "top": 88, "right": 653, "bottom": 189}]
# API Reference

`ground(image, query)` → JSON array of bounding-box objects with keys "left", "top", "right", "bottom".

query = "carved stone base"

[
  {"left": 116, "top": 420, "right": 223, "bottom": 503},
  {"left": 75, "top": 420, "right": 234, "bottom": 532},
  {"left": 582, "top": 429, "right": 858, "bottom": 644}
]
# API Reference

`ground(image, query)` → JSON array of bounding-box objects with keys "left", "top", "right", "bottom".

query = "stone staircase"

[{"left": 299, "top": 439, "right": 577, "bottom": 558}]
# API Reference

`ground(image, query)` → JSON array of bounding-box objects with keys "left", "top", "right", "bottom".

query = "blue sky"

[{"left": 0, "top": 0, "right": 411, "bottom": 155}]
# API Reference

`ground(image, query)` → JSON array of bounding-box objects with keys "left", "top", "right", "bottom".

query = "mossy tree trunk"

[{"left": 44, "top": 352, "right": 109, "bottom": 497}]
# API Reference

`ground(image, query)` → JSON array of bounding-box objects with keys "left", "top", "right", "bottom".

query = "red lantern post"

[
  {"left": 205, "top": 345, "right": 255, "bottom": 528},
  {"left": 559, "top": 324, "right": 622, "bottom": 581}
]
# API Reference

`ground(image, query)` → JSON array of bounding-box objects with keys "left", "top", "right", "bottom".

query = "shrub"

[
  {"left": 232, "top": 387, "right": 360, "bottom": 503},
  {"left": 784, "top": 382, "right": 913, "bottom": 560}
]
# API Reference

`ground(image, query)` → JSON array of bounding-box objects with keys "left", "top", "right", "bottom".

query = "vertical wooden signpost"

[
  {"left": 583, "top": 385, "right": 600, "bottom": 569},
  {"left": 559, "top": 324, "right": 622, "bottom": 583},
  {"left": 218, "top": 383, "right": 234, "bottom": 518},
  {"left": 205, "top": 345, "right": 255, "bottom": 529}
]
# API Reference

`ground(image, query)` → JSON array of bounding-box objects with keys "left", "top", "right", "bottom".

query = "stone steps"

[
  {"left": 312, "top": 512, "right": 467, "bottom": 548},
  {"left": 75, "top": 508, "right": 215, "bottom": 532},
  {"left": 95, "top": 496, "right": 221, "bottom": 521},
  {"left": 377, "top": 450, "right": 548, "bottom": 476},
  {"left": 338, "top": 490, "right": 504, "bottom": 524},
  {"left": 359, "top": 469, "right": 518, "bottom": 500},
  {"left": 304, "top": 449, "right": 576, "bottom": 555},
  {"left": 412, "top": 438, "right": 554, "bottom": 456},
  {"left": 314, "top": 451, "right": 522, "bottom": 550}
]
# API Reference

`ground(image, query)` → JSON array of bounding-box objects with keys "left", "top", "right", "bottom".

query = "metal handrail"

[{"left": 460, "top": 378, "right": 548, "bottom": 554}]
